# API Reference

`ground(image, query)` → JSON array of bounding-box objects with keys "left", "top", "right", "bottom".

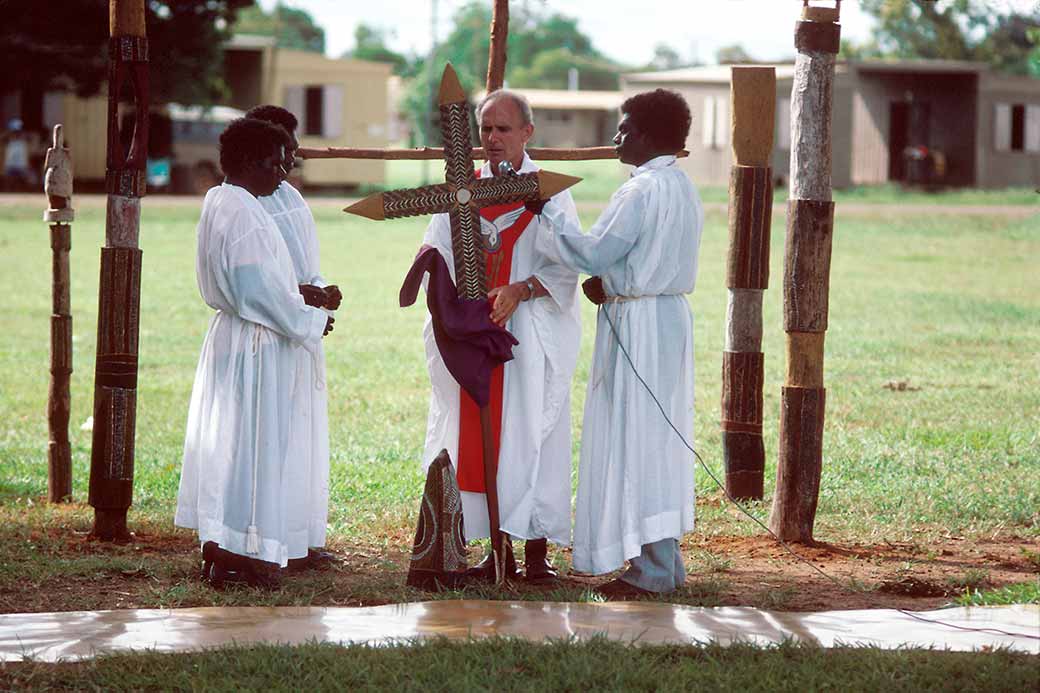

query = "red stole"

[{"left": 456, "top": 201, "right": 535, "bottom": 493}]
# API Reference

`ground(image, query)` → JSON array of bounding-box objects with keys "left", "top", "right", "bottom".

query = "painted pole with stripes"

[
  {"left": 88, "top": 0, "right": 148, "bottom": 540},
  {"left": 722, "top": 67, "right": 775, "bottom": 501},
  {"left": 768, "top": 1, "right": 841, "bottom": 542},
  {"left": 43, "top": 125, "right": 75, "bottom": 503}
]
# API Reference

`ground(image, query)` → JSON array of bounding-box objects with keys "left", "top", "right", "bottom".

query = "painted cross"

[{"left": 344, "top": 64, "right": 580, "bottom": 299}]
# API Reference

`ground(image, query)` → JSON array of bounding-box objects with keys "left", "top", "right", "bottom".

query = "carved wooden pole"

[
  {"left": 89, "top": 0, "right": 148, "bottom": 540},
  {"left": 486, "top": 0, "right": 509, "bottom": 91},
  {"left": 769, "top": 1, "right": 841, "bottom": 543},
  {"left": 43, "top": 125, "right": 75, "bottom": 503},
  {"left": 722, "top": 67, "right": 775, "bottom": 501}
]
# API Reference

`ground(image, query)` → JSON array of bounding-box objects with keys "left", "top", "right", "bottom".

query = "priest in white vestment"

[
  {"left": 248, "top": 105, "right": 342, "bottom": 570},
  {"left": 420, "top": 90, "right": 581, "bottom": 583},
  {"left": 175, "top": 118, "right": 332, "bottom": 587},
  {"left": 534, "top": 90, "right": 703, "bottom": 596}
]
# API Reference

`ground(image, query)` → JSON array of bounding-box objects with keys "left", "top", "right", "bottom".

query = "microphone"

[{"left": 498, "top": 160, "right": 517, "bottom": 177}]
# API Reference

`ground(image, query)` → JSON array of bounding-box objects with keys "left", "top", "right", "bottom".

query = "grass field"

[{"left": 0, "top": 189, "right": 1037, "bottom": 677}]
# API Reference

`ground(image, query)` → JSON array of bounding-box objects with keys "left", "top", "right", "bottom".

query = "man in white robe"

[
  {"left": 533, "top": 89, "right": 703, "bottom": 596},
  {"left": 175, "top": 118, "right": 332, "bottom": 587},
  {"left": 247, "top": 105, "right": 341, "bottom": 570},
  {"left": 421, "top": 90, "right": 581, "bottom": 583}
]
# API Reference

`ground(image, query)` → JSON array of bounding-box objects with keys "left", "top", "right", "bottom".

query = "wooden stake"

[
  {"left": 89, "top": 0, "right": 148, "bottom": 540},
  {"left": 721, "top": 67, "right": 775, "bottom": 501},
  {"left": 486, "top": 0, "right": 509, "bottom": 92},
  {"left": 769, "top": 3, "right": 841, "bottom": 543},
  {"left": 43, "top": 125, "right": 74, "bottom": 503}
]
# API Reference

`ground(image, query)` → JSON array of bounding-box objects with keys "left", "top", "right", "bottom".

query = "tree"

[
  {"left": 715, "top": 44, "right": 754, "bottom": 65},
  {"left": 511, "top": 49, "right": 620, "bottom": 90},
  {"left": 650, "top": 44, "right": 684, "bottom": 71},
  {"left": 0, "top": 0, "right": 252, "bottom": 109},
  {"left": 346, "top": 24, "right": 416, "bottom": 76},
  {"left": 855, "top": 0, "right": 1040, "bottom": 74},
  {"left": 234, "top": 2, "right": 325, "bottom": 54}
]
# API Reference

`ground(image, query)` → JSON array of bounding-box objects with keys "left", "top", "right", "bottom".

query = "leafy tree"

[
  {"left": 0, "top": 0, "right": 252, "bottom": 113},
  {"left": 715, "top": 44, "right": 754, "bottom": 65},
  {"left": 234, "top": 2, "right": 325, "bottom": 54},
  {"left": 346, "top": 24, "right": 416, "bottom": 76},
  {"left": 649, "top": 44, "right": 684, "bottom": 71},
  {"left": 853, "top": 0, "right": 1040, "bottom": 74},
  {"left": 511, "top": 49, "right": 620, "bottom": 90}
]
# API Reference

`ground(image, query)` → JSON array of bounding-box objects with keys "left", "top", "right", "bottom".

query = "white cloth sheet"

[
  {"left": 538, "top": 155, "right": 704, "bottom": 574},
  {"left": 175, "top": 183, "right": 328, "bottom": 567},
  {"left": 420, "top": 153, "right": 582, "bottom": 545}
]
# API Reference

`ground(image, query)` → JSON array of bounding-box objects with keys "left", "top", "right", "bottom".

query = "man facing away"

[
  {"left": 420, "top": 90, "right": 582, "bottom": 583},
  {"left": 532, "top": 89, "right": 704, "bottom": 597},
  {"left": 245, "top": 104, "right": 341, "bottom": 571},
  {"left": 175, "top": 118, "right": 334, "bottom": 588}
]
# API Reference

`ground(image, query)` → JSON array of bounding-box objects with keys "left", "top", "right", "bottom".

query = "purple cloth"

[{"left": 399, "top": 246, "right": 518, "bottom": 408}]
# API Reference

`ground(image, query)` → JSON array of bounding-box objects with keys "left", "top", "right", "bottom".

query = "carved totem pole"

[
  {"left": 43, "top": 125, "right": 75, "bottom": 503},
  {"left": 722, "top": 67, "right": 776, "bottom": 501},
  {"left": 88, "top": 0, "right": 148, "bottom": 540},
  {"left": 769, "top": 1, "right": 841, "bottom": 542}
]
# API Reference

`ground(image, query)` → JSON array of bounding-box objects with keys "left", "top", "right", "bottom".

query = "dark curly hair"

[
  {"left": 244, "top": 104, "right": 299, "bottom": 135},
  {"left": 218, "top": 118, "right": 286, "bottom": 177},
  {"left": 621, "top": 89, "right": 692, "bottom": 152}
]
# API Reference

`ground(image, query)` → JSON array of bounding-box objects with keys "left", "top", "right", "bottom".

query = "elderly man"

[
  {"left": 175, "top": 118, "right": 333, "bottom": 589},
  {"left": 419, "top": 90, "right": 582, "bottom": 583},
  {"left": 533, "top": 89, "right": 704, "bottom": 597},
  {"left": 245, "top": 104, "right": 341, "bottom": 571}
]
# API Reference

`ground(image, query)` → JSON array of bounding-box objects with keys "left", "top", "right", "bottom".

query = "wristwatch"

[{"left": 524, "top": 278, "right": 537, "bottom": 301}]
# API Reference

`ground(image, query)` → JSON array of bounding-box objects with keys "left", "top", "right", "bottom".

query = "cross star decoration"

[{"left": 344, "top": 63, "right": 581, "bottom": 300}]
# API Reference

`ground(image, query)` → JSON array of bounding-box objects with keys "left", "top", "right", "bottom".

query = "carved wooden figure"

[
  {"left": 88, "top": 0, "right": 148, "bottom": 540},
  {"left": 722, "top": 67, "right": 775, "bottom": 501},
  {"left": 43, "top": 125, "right": 75, "bottom": 503},
  {"left": 769, "top": 1, "right": 841, "bottom": 543}
]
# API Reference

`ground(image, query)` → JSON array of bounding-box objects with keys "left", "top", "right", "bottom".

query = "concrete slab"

[{"left": 0, "top": 601, "right": 1035, "bottom": 661}]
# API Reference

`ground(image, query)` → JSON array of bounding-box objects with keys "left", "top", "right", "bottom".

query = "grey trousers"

[{"left": 620, "top": 538, "right": 686, "bottom": 593}]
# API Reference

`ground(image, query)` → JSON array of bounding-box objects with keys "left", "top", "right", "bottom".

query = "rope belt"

[{"left": 603, "top": 293, "right": 677, "bottom": 303}]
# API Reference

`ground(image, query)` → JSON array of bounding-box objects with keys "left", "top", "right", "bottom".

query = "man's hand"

[
  {"left": 524, "top": 198, "right": 547, "bottom": 216},
  {"left": 323, "top": 285, "right": 342, "bottom": 311},
  {"left": 300, "top": 284, "right": 326, "bottom": 308},
  {"left": 488, "top": 282, "right": 529, "bottom": 327},
  {"left": 582, "top": 276, "right": 606, "bottom": 305},
  {"left": 323, "top": 316, "right": 335, "bottom": 337}
]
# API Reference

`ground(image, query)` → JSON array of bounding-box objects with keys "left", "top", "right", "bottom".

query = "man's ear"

[{"left": 522, "top": 122, "right": 534, "bottom": 143}]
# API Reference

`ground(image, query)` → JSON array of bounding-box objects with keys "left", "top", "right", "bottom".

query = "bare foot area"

[{"left": 1, "top": 524, "right": 1035, "bottom": 614}]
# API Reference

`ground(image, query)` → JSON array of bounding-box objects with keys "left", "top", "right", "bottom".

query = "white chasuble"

[
  {"left": 420, "top": 153, "right": 582, "bottom": 545},
  {"left": 258, "top": 182, "right": 332, "bottom": 555},
  {"left": 537, "top": 155, "right": 705, "bottom": 575},
  {"left": 175, "top": 184, "right": 329, "bottom": 567}
]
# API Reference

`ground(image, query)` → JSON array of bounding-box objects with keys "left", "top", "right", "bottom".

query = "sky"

[{"left": 256, "top": 0, "right": 1040, "bottom": 68}]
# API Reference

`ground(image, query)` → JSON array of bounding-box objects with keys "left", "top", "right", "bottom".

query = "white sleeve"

[
  {"left": 538, "top": 186, "right": 644, "bottom": 277},
  {"left": 530, "top": 190, "right": 581, "bottom": 312}
]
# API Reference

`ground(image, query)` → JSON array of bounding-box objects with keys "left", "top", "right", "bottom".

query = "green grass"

[
  {"left": 955, "top": 580, "right": 1040, "bottom": 607},
  {"left": 1, "top": 199, "right": 1037, "bottom": 546},
  {"left": 2, "top": 638, "right": 1037, "bottom": 691}
]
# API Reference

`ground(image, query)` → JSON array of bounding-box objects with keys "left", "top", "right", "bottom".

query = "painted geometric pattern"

[
  {"left": 440, "top": 102, "right": 474, "bottom": 189},
  {"left": 383, "top": 184, "right": 456, "bottom": 219},
  {"left": 470, "top": 172, "right": 539, "bottom": 205},
  {"left": 450, "top": 205, "right": 486, "bottom": 299}
]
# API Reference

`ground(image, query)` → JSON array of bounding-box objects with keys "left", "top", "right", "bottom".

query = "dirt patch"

[{"left": 0, "top": 525, "right": 1035, "bottom": 614}]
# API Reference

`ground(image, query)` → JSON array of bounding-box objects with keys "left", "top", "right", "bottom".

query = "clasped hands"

[
  {"left": 487, "top": 282, "right": 532, "bottom": 327},
  {"left": 299, "top": 284, "right": 342, "bottom": 337}
]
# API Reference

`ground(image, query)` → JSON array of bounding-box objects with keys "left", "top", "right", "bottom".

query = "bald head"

[{"left": 476, "top": 89, "right": 534, "bottom": 127}]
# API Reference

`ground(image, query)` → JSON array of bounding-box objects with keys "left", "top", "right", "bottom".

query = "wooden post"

[
  {"left": 486, "top": 0, "right": 509, "bottom": 92},
  {"left": 43, "top": 125, "right": 75, "bottom": 503},
  {"left": 89, "top": 0, "right": 148, "bottom": 540},
  {"left": 722, "top": 67, "right": 775, "bottom": 501},
  {"left": 769, "top": 1, "right": 841, "bottom": 543}
]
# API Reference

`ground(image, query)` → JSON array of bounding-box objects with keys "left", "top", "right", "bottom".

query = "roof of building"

[{"left": 476, "top": 88, "right": 624, "bottom": 111}]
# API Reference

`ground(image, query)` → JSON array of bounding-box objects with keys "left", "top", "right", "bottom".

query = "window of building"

[
  {"left": 284, "top": 85, "right": 344, "bottom": 139},
  {"left": 995, "top": 102, "right": 1040, "bottom": 153},
  {"left": 701, "top": 95, "right": 728, "bottom": 150}
]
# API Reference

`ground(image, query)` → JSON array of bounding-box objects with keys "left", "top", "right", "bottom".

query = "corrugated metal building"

[{"left": 622, "top": 59, "right": 1040, "bottom": 189}]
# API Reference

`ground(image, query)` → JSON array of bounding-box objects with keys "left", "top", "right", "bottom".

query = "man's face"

[
  {"left": 479, "top": 97, "right": 533, "bottom": 174},
  {"left": 280, "top": 133, "right": 299, "bottom": 183},
  {"left": 613, "top": 113, "right": 650, "bottom": 167},
  {"left": 246, "top": 144, "right": 286, "bottom": 197}
]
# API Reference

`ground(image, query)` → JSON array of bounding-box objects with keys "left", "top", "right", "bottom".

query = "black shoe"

[
  {"left": 288, "top": 548, "right": 340, "bottom": 571},
  {"left": 465, "top": 542, "right": 521, "bottom": 583},
  {"left": 523, "top": 539, "right": 559, "bottom": 584}
]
